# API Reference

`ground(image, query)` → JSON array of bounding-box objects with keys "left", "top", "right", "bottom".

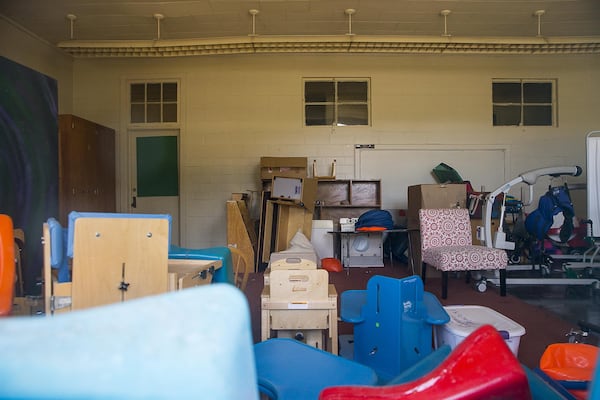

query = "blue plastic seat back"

[
  {"left": 254, "top": 338, "right": 378, "bottom": 400},
  {"left": 352, "top": 275, "right": 445, "bottom": 383},
  {"left": 47, "top": 218, "right": 70, "bottom": 283}
]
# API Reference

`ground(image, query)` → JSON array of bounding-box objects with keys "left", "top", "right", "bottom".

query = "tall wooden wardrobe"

[{"left": 58, "top": 115, "right": 116, "bottom": 225}]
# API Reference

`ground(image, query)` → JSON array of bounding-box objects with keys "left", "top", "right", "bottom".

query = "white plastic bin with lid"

[{"left": 435, "top": 305, "right": 526, "bottom": 356}]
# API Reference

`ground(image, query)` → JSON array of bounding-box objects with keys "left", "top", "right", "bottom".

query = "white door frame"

[
  {"left": 127, "top": 129, "right": 180, "bottom": 245},
  {"left": 120, "top": 76, "right": 185, "bottom": 246}
]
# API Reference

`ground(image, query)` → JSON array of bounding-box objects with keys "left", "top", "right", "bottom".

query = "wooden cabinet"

[
  {"left": 58, "top": 115, "right": 116, "bottom": 225},
  {"left": 315, "top": 180, "right": 381, "bottom": 229}
]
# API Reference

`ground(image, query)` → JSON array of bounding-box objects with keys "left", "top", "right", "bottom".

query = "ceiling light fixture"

[
  {"left": 345, "top": 9, "right": 356, "bottom": 36},
  {"left": 249, "top": 9, "right": 259, "bottom": 36},
  {"left": 66, "top": 14, "right": 77, "bottom": 40},
  {"left": 534, "top": 10, "right": 545, "bottom": 37},
  {"left": 440, "top": 10, "right": 451, "bottom": 37},
  {"left": 154, "top": 13, "right": 164, "bottom": 40}
]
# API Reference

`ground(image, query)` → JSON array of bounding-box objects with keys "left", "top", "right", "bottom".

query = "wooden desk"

[{"left": 168, "top": 259, "right": 223, "bottom": 291}]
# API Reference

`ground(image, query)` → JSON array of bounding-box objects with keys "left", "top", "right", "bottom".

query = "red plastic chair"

[
  {"left": 319, "top": 324, "right": 532, "bottom": 400},
  {"left": 0, "top": 214, "right": 15, "bottom": 316}
]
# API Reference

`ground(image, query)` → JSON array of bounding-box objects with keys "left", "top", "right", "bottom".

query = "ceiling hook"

[
  {"left": 440, "top": 10, "right": 451, "bottom": 37},
  {"left": 66, "top": 14, "right": 77, "bottom": 40},
  {"left": 249, "top": 9, "right": 259, "bottom": 36},
  {"left": 534, "top": 10, "right": 545, "bottom": 37},
  {"left": 154, "top": 13, "right": 164, "bottom": 40},
  {"left": 345, "top": 9, "right": 356, "bottom": 36}
]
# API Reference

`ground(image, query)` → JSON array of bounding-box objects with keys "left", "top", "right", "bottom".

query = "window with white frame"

[
  {"left": 130, "top": 82, "right": 178, "bottom": 124},
  {"left": 304, "top": 79, "right": 370, "bottom": 126},
  {"left": 492, "top": 79, "right": 556, "bottom": 126}
]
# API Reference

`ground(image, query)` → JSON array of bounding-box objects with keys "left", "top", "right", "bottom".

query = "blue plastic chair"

[
  {"left": 254, "top": 338, "right": 378, "bottom": 400},
  {"left": 341, "top": 275, "right": 450, "bottom": 383}
]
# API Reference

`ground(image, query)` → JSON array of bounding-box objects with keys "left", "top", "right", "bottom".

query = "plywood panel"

[
  {"left": 226, "top": 200, "right": 256, "bottom": 272},
  {"left": 71, "top": 217, "right": 169, "bottom": 310}
]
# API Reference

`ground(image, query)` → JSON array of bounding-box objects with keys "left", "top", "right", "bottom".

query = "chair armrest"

[
  {"left": 423, "top": 292, "right": 450, "bottom": 325},
  {"left": 340, "top": 290, "right": 367, "bottom": 324}
]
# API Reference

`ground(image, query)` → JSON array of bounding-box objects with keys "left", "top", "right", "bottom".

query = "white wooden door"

[{"left": 128, "top": 129, "right": 180, "bottom": 245}]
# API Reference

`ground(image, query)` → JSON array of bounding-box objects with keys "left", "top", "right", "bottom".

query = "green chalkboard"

[{"left": 136, "top": 136, "right": 179, "bottom": 197}]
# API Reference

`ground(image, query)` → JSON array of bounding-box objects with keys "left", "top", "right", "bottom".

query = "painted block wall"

[
  {"left": 69, "top": 53, "right": 598, "bottom": 248},
  {"left": 2, "top": 18, "right": 598, "bottom": 250},
  {"left": 0, "top": 18, "right": 73, "bottom": 114}
]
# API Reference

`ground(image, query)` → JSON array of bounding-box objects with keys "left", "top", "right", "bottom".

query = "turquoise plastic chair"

[
  {"left": 341, "top": 275, "right": 450, "bottom": 383},
  {"left": 0, "top": 284, "right": 258, "bottom": 399}
]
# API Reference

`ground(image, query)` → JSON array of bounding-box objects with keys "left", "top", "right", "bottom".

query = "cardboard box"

[
  {"left": 271, "top": 176, "right": 317, "bottom": 212},
  {"left": 260, "top": 157, "right": 307, "bottom": 181},
  {"left": 407, "top": 184, "right": 467, "bottom": 229},
  {"left": 435, "top": 305, "right": 526, "bottom": 356}
]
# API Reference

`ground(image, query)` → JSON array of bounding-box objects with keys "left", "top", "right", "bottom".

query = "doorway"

[{"left": 128, "top": 129, "right": 180, "bottom": 245}]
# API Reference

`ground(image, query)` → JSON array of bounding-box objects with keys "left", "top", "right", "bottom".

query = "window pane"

[
  {"left": 338, "top": 81, "right": 367, "bottom": 102},
  {"left": 305, "top": 105, "right": 334, "bottom": 125},
  {"left": 338, "top": 104, "right": 368, "bottom": 125},
  {"left": 523, "top": 83, "right": 552, "bottom": 103},
  {"left": 163, "top": 103, "right": 177, "bottom": 122},
  {"left": 163, "top": 83, "right": 177, "bottom": 102},
  {"left": 305, "top": 82, "right": 335, "bottom": 102},
  {"left": 493, "top": 105, "right": 521, "bottom": 126},
  {"left": 131, "top": 84, "right": 145, "bottom": 102},
  {"left": 147, "top": 83, "right": 162, "bottom": 102},
  {"left": 131, "top": 104, "right": 145, "bottom": 123},
  {"left": 147, "top": 104, "right": 161, "bottom": 123},
  {"left": 493, "top": 83, "right": 521, "bottom": 103},
  {"left": 523, "top": 105, "right": 552, "bottom": 125}
]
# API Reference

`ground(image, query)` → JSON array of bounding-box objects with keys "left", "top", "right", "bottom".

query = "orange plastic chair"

[
  {"left": 540, "top": 343, "right": 598, "bottom": 400},
  {"left": 0, "top": 214, "right": 15, "bottom": 316},
  {"left": 319, "top": 324, "right": 532, "bottom": 400}
]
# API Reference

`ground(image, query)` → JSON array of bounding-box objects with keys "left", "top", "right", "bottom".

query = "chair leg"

[
  {"left": 441, "top": 271, "right": 448, "bottom": 299},
  {"left": 500, "top": 269, "right": 507, "bottom": 296},
  {"left": 421, "top": 262, "right": 427, "bottom": 283}
]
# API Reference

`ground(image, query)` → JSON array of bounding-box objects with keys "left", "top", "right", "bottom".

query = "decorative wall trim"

[{"left": 58, "top": 35, "right": 600, "bottom": 57}]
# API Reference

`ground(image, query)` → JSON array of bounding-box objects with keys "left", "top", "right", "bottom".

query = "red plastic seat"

[
  {"left": 319, "top": 324, "right": 532, "bottom": 400},
  {"left": 0, "top": 214, "right": 15, "bottom": 316}
]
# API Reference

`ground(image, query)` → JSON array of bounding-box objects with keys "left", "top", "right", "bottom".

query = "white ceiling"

[{"left": 2, "top": 0, "right": 600, "bottom": 46}]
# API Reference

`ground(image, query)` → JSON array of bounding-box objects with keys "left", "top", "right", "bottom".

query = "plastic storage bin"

[{"left": 435, "top": 305, "right": 526, "bottom": 356}]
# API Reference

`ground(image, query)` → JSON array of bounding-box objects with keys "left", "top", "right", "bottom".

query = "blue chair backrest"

[
  {"left": 355, "top": 275, "right": 441, "bottom": 383},
  {"left": 47, "top": 218, "right": 70, "bottom": 283}
]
